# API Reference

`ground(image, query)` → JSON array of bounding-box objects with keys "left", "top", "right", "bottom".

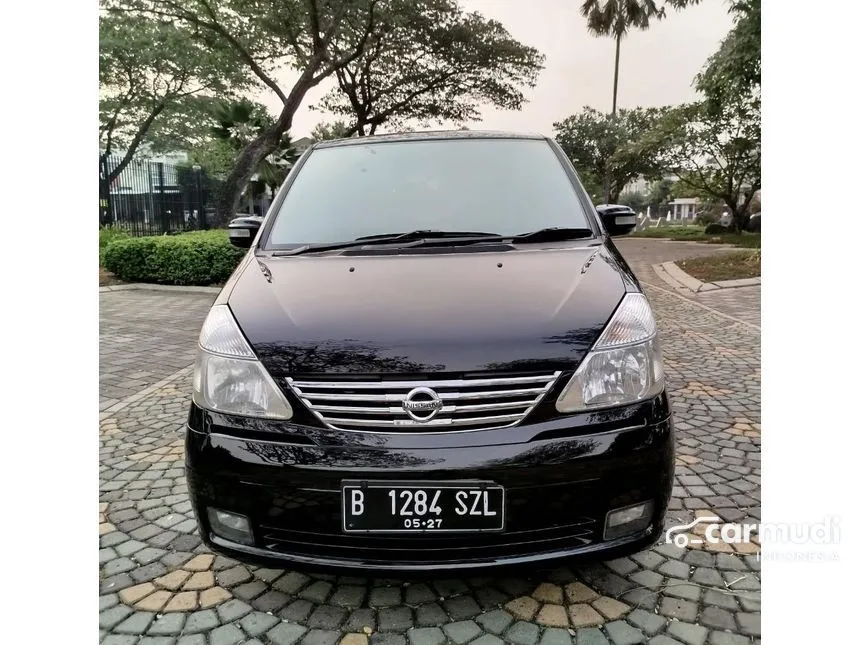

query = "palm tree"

[
  {"left": 257, "top": 133, "right": 300, "bottom": 200},
  {"left": 580, "top": 1, "right": 665, "bottom": 117},
  {"left": 209, "top": 99, "right": 299, "bottom": 202},
  {"left": 210, "top": 99, "right": 270, "bottom": 142},
  {"left": 580, "top": 0, "right": 701, "bottom": 202}
]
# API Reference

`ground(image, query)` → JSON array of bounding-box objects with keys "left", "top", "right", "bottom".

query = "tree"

[
  {"left": 99, "top": 10, "right": 248, "bottom": 182},
  {"left": 310, "top": 120, "right": 354, "bottom": 141},
  {"left": 639, "top": 0, "right": 760, "bottom": 231},
  {"left": 695, "top": 0, "right": 760, "bottom": 115},
  {"left": 644, "top": 97, "right": 760, "bottom": 231},
  {"left": 258, "top": 133, "right": 302, "bottom": 198},
  {"left": 313, "top": 0, "right": 544, "bottom": 136},
  {"left": 209, "top": 100, "right": 273, "bottom": 145},
  {"left": 577, "top": 169, "right": 604, "bottom": 202},
  {"left": 647, "top": 177, "right": 673, "bottom": 206},
  {"left": 553, "top": 106, "right": 669, "bottom": 203},
  {"left": 207, "top": 99, "right": 300, "bottom": 199},
  {"left": 188, "top": 138, "right": 236, "bottom": 178},
  {"left": 619, "top": 191, "right": 646, "bottom": 212},
  {"left": 578, "top": 0, "right": 701, "bottom": 202},
  {"left": 111, "top": 0, "right": 385, "bottom": 222}
]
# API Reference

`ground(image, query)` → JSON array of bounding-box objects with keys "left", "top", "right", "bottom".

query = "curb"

[
  {"left": 641, "top": 279, "right": 761, "bottom": 331},
  {"left": 652, "top": 261, "right": 760, "bottom": 294},
  {"left": 99, "top": 283, "right": 221, "bottom": 295}
]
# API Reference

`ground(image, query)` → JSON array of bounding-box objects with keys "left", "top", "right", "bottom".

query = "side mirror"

[
  {"left": 596, "top": 205, "right": 637, "bottom": 236},
  {"left": 228, "top": 215, "right": 263, "bottom": 248}
]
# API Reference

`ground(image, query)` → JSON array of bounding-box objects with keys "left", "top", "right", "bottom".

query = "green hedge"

[
  {"left": 102, "top": 230, "right": 245, "bottom": 285},
  {"left": 99, "top": 226, "right": 130, "bottom": 265}
]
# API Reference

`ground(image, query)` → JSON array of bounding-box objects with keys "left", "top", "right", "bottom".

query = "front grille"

[{"left": 286, "top": 373, "right": 561, "bottom": 432}]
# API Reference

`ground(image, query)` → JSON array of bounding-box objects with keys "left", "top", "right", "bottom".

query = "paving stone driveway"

[
  {"left": 99, "top": 240, "right": 761, "bottom": 645},
  {"left": 613, "top": 239, "right": 760, "bottom": 330},
  {"left": 100, "top": 291, "right": 216, "bottom": 411}
]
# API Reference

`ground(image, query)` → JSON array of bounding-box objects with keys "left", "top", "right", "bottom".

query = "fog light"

[
  {"left": 604, "top": 501, "right": 654, "bottom": 540},
  {"left": 207, "top": 508, "right": 254, "bottom": 546}
]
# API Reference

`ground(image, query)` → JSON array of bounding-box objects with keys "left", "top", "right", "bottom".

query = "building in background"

[{"left": 666, "top": 197, "right": 699, "bottom": 221}]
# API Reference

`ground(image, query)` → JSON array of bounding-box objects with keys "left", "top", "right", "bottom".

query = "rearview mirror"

[
  {"left": 228, "top": 215, "right": 263, "bottom": 248},
  {"left": 596, "top": 205, "right": 637, "bottom": 236}
]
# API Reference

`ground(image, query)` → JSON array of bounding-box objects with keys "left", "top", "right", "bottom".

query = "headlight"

[
  {"left": 556, "top": 293, "right": 664, "bottom": 413},
  {"left": 192, "top": 305, "right": 293, "bottom": 419}
]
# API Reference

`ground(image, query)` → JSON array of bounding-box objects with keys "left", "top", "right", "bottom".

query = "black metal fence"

[{"left": 99, "top": 155, "right": 224, "bottom": 236}]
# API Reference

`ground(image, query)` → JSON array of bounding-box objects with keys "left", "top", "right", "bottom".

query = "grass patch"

[
  {"left": 631, "top": 226, "right": 760, "bottom": 249},
  {"left": 678, "top": 250, "right": 761, "bottom": 283},
  {"left": 631, "top": 225, "right": 706, "bottom": 239}
]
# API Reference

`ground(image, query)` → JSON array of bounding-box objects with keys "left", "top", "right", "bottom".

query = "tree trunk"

[
  {"left": 215, "top": 68, "right": 318, "bottom": 222},
  {"left": 611, "top": 33, "right": 621, "bottom": 116},
  {"left": 107, "top": 103, "right": 166, "bottom": 183},
  {"left": 727, "top": 202, "right": 749, "bottom": 233},
  {"left": 603, "top": 33, "right": 622, "bottom": 205},
  {"left": 215, "top": 129, "right": 281, "bottom": 224}
]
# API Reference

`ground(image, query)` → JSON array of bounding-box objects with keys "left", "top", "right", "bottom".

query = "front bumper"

[{"left": 185, "top": 394, "right": 674, "bottom": 573}]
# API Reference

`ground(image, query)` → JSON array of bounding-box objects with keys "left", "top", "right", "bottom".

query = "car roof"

[{"left": 312, "top": 130, "right": 547, "bottom": 149}]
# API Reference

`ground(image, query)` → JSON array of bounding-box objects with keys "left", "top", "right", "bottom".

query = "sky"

[{"left": 256, "top": 0, "right": 735, "bottom": 139}]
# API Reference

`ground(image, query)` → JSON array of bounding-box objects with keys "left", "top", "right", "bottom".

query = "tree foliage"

[
  {"left": 647, "top": 177, "right": 673, "bottom": 206},
  {"left": 312, "top": 0, "right": 544, "bottom": 136},
  {"left": 310, "top": 120, "right": 354, "bottom": 141},
  {"left": 695, "top": 0, "right": 760, "bottom": 114},
  {"left": 577, "top": 1, "right": 700, "bottom": 202},
  {"left": 579, "top": 0, "right": 664, "bottom": 39},
  {"left": 638, "top": 0, "right": 761, "bottom": 231},
  {"left": 553, "top": 106, "right": 669, "bottom": 203},
  {"left": 206, "top": 99, "right": 300, "bottom": 195},
  {"left": 99, "top": 9, "right": 248, "bottom": 181},
  {"left": 642, "top": 97, "right": 760, "bottom": 231},
  {"left": 109, "top": 0, "right": 386, "bottom": 220},
  {"left": 618, "top": 191, "right": 646, "bottom": 212}
]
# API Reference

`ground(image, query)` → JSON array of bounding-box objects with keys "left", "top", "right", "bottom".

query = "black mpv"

[{"left": 186, "top": 131, "right": 674, "bottom": 573}]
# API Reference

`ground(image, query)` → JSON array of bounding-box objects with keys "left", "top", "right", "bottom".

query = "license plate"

[{"left": 342, "top": 481, "right": 505, "bottom": 533}]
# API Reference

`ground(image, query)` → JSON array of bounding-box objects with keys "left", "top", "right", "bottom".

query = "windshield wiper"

[
  {"left": 355, "top": 229, "right": 500, "bottom": 242},
  {"left": 273, "top": 230, "right": 503, "bottom": 256},
  {"left": 272, "top": 228, "right": 594, "bottom": 257},
  {"left": 508, "top": 227, "right": 595, "bottom": 243}
]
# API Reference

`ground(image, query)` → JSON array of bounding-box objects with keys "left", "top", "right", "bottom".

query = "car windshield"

[{"left": 265, "top": 138, "right": 593, "bottom": 247}]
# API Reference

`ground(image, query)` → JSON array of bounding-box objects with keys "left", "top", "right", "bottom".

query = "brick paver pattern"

[
  {"left": 99, "top": 240, "right": 761, "bottom": 645},
  {"left": 613, "top": 238, "right": 761, "bottom": 329},
  {"left": 99, "top": 291, "right": 215, "bottom": 410}
]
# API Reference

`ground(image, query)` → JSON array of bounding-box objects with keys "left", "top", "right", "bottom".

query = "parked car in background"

[
  {"left": 595, "top": 204, "right": 637, "bottom": 228},
  {"left": 747, "top": 212, "right": 761, "bottom": 232},
  {"left": 188, "top": 131, "right": 674, "bottom": 573}
]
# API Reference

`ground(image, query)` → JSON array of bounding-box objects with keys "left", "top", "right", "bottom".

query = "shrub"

[
  {"left": 632, "top": 225, "right": 705, "bottom": 239},
  {"left": 695, "top": 211, "right": 719, "bottom": 226},
  {"left": 704, "top": 223, "right": 731, "bottom": 235},
  {"left": 102, "top": 230, "right": 245, "bottom": 285},
  {"left": 99, "top": 226, "right": 130, "bottom": 265}
]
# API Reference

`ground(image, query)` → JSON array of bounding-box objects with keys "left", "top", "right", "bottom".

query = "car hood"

[{"left": 228, "top": 245, "right": 633, "bottom": 376}]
